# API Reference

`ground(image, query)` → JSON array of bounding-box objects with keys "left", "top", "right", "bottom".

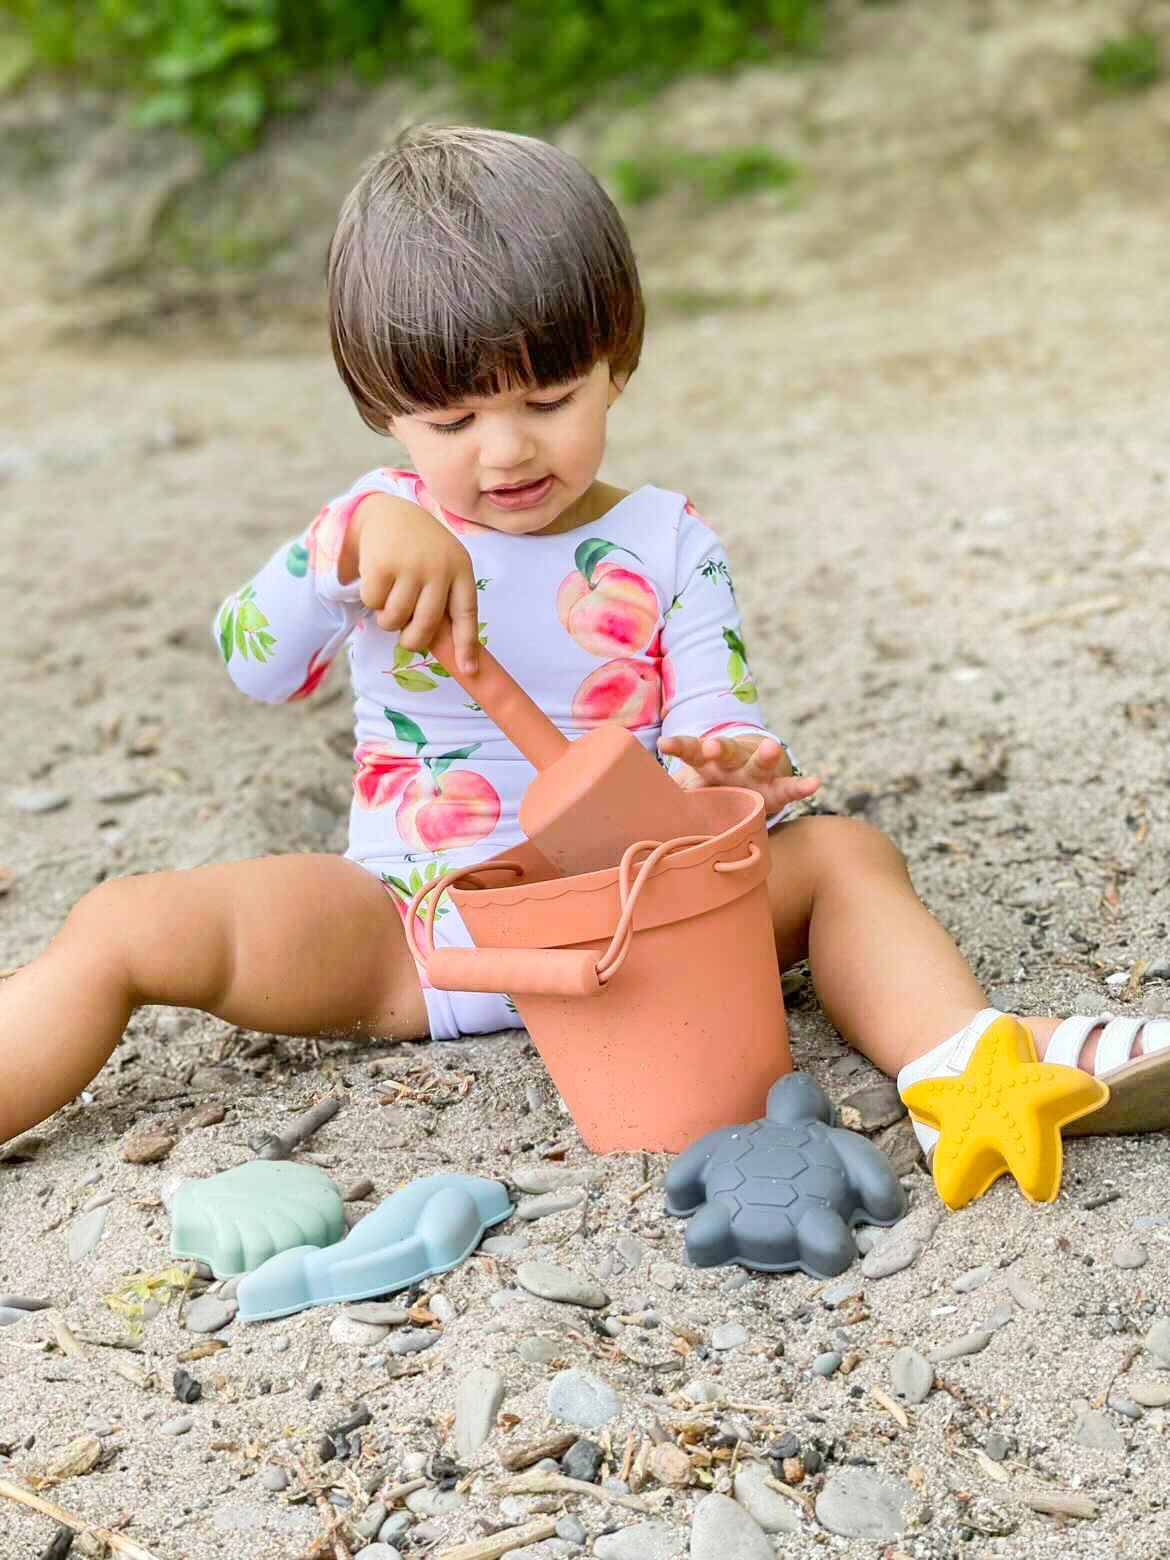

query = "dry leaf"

[{"left": 43, "top": 1434, "right": 102, "bottom": 1482}]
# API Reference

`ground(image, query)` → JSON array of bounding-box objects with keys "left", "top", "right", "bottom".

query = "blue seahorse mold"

[
  {"left": 664, "top": 1073, "right": 907, "bottom": 1279},
  {"left": 237, "top": 1172, "right": 513, "bottom": 1321}
]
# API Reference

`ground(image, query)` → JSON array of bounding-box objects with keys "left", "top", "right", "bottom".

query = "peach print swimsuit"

[{"left": 214, "top": 469, "right": 794, "bottom": 1038}]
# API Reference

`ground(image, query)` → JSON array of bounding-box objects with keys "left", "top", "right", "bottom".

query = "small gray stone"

[
  {"left": 0, "top": 1307, "right": 31, "bottom": 1328},
  {"left": 650, "top": 1263, "right": 681, "bottom": 1290},
  {"left": 711, "top": 1322, "right": 747, "bottom": 1351},
  {"left": 378, "top": 1511, "right": 412, "bottom": 1544},
  {"left": 0, "top": 1295, "right": 50, "bottom": 1312},
  {"left": 68, "top": 1205, "right": 110, "bottom": 1262},
  {"left": 160, "top": 1414, "right": 194, "bottom": 1436},
  {"left": 1108, "top": 1394, "right": 1143, "bottom": 1420},
  {"left": 356, "top": 1501, "right": 388, "bottom": 1538},
  {"left": 260, "top": 1468, "right": 290, "bottom": 1492},
  {"left": 861, "top": 1232, "right": 929, "bottom": 1280},
  {"left": 984, "top": 1432, "right": 1011, "bottom": 1462},
  {"left": 387, "top": 1327, "right": 439, "bottom": 1356},
  {"left": 1006, "top": 1273, "right": 1043, "bottom": 1312},
  {"left": 1143, "top": 1319, "right": 1170, "bottom": 1365},
  {"left": 515, "top": 1190, "right": 587, "bottom": 1221},
  {"left": 952, "top": 1264, "right": 994, "bottom": 1293},
  {"left": 690, "top": 1491, "right": 773, "bottom": 1560},
  {"left": 889, "top": 1347, "right": 934, "bottom": 1405},
  {"left": 354, "top": 1547, "right": 402, "bottom": 1560},
  {"left": 548, "top": 1369, "right": 620, "bottom": 1429},
  {"left": 482, "top": 1235, "right": 529, "bottom": 1257},
  {"left": 812, "top": 1351, "right": 842, "bottom": 1377},
  {"left": 453, "top": 1366, "right": 506, "bottom": 1457},
  {"left": 1073, "top": 1410, "right": 1124, "bottom": 1453},
  {"left": 428, "top": 1293, "right": 456, "bottom": 1324},
  {"left": 556, "top": 1515, "right": 587, "bottom": 1544},
  {"left": 1113, "top": 1244, "right": 1148, "bottom": 1270},
  {"left": 404, "top": 1486, "right": 466, "bottom": 1517},
  {"left": 346, "top": 1302, "right": 409, "bottom": 1325},
  {"left": 854, "top": 1227, "right": 883, "bottom": 1256},
  {"left": 815, "top": 1469, "right": 914, "bottom": 1539},
  {"left": 561, "top": 1439, "right": 604, "bottom": 1482},
  {"left": 929, "top": 1329, "right": 994, "bottom": 1363},
  {"left": 270, "top": 1334, "right": 291, "bottom": 1353},
  {"left": 510, "top": 1165, "right": 602, "bottom": 1194},
  {"left": 616, "top": 1235, "right": 645, "bottom": 1268},
  {"left": 330, "top": 1315, "right": 389, "bottom": 1347},
  {"left": 517, "top": 1261, "right": 608, "bottom": 1309},
  {"left": 7, "top": 788, "right": 69, "bottom": 814},
  {"left": 185, "top": 1296, "right": 237, "bottom": 1334},
  {"left": 733, "top": 1461, "right": 803, "bottom": 1533},
  {"left": 594, "top": 1520, "right": 683, "bottom": 1559},
  {"left": 820, "top": 1277, "right": 862, "bottom": 1309},
  {"left": 684, "top": 1379, "right": 722, "bottom": 1404},
  {"left": 839, "top": 1080, "right": 906, "bottom": 1132},
  {"left": 518, "top": 1335, "right": 563, "bottom": 1364}
]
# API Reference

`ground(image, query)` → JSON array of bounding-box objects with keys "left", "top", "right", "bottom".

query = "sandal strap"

[
  {"left": 1045, "top": 1014, "right": 1104, "bottom": 1068},
  {"left": 1095, "top": 1017, "right": 1145, "bottom": 1073},
  {"left": 1140, "top": 1019, "right": 1170, "bottom": 1055}
]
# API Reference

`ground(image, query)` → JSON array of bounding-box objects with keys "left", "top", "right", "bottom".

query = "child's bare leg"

[
  {"left": 0, "top": 854, "right": 428, "bottom": 1143},
  {"left": 766, "top": 816, "right": 988, "bottom": 1076}
]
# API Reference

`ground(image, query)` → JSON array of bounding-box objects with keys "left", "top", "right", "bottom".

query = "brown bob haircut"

[{"left": 327, "top": 124, "right": 645, "bottom": 431}]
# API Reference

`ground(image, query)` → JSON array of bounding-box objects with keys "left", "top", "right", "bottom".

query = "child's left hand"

[{"left": 657, "top": 732, "right": 820, "bottom": 814}]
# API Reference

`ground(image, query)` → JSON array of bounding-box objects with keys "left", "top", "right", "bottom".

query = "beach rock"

[
  {"left": 711, "top": 1323, "right": 747, "bottom": 1351},
  {"left": 510, "top": 1165, "right": 602, "bottom": 1193},
  {"left": 839, "top": 1080, "right": 906, "bottom": 1132},
  {"left": 561, "top": 1438, "right": 604, "bottom": 1482},
  {"left": 861, "top": 1226, "right": 932, "bottom": 1280},
  {"left": 404, "top": 1486, "right": 466, "bottom": 1517},
  {"left": 690, "top": 1492, "right": 773, "bottom": 1560},
  {"left": 387, "top": 1327, "right": 440, "bottom": 1355},
  {"left": 556, "top": 1515, "right": 587, "bottom": 1544},
  {"left": 330, "top": 1315, "right": 388, "bottom": 1348},
  {"left": 354, "top": 1547, "right": 401, "bottom": 1560},
  {"left": 518, "top": 1335, "right": 563, "bottom": 1364},
  {"left": 1006, "top": 1273, "right": 1043, "bottom": 1312},
  {"left": 594, "top": 1520, "right": 684, "bottom": 1559},
  {"left": 890, "top": 1347, "right": 934, "bottom": 1404},
  {"left": 650, "top": 1443, "right": 692, "bottom": 1486},
  {"left": 160, "top": 1414, "right": 194, "bottom": 1436},
  {"left": 812, "top": 1351, "right": 842, "bottom": 1377},
  {"left": 260, "top": 1467, "right": 290, "bottom": 1491},
  {"left": 952, "top": 1264, "right": 994, "bottom": 1293},
  {"left": 1113, "top": 1244, "right": 1148, "bottom": 1270},
  {"left": 346, "top": 1303, "right": 409, "bottom": 1326},
  {"left": 68, "top": 1205, "right": 109, "bottom": 1262},
  {"left": 517, "top": 1261, "right": 607, "bottom": 1309},
  {"left": 1074, "top": 1410, "right": 1124, "bottom": 1453},
  {"left": 481, "top": 1235, "right": 529, "bottom": 1258},
  {"left": 1143, "top": 1319, "right": 1170, "bottom": 1365},
  {"left": 733, "top": 1461, "right": 803, "bottom": 1533},
  {"left": 453, "top": 1366, "right": 506, "bottom": 1457},
  {"left": 7, "top": 788, "right": 69, "bottom": 813},
  {"left": 184, "top": 1296, "right": 236, "bottom": 1334},
  {"left": 549, "top": 1370, "right": 620, "bottom": 1429},
  {"left": 119, "top": 1131, "right": 175, "bottom": 1164},
  {"left": 815, "top": 1470, "right": 914, "bottom": 1539},
  {"left": 929, "top": 1329, "right": 993, "bottom": 1363},
  {"left": 516, "top": 1190, "right": 587, "bottom": 1221}
]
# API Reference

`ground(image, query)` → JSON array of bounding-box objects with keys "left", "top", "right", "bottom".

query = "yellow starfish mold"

[{"left": 901, "top": 1015, "right": 1110, "bottom": 1210}]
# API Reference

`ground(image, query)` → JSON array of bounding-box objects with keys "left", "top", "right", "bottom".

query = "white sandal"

[{"left": 898, "top": 1006, "right": 1170, "bottom": 1155}]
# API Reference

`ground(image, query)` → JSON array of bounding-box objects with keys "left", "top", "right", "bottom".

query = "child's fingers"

[
  {"left": 744, "top": 738, "right": 784, "bottom": 775},
  {"left": 404, "top": 580, "right": 452, "bottom": 654},
  {"left": 658, "top": 735, "right": 703, "bottom": 767},
  {"left": 699, "top": 737, "right": 743, "bottom": 770},
  {"left": 377, "top": 575, "right": 420, "bottom": 634},
  {"left": 447, "top": 569, "right": 481, "bottom": 674}
]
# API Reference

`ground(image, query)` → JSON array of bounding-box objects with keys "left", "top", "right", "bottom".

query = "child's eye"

[
  {"left": 429, "top": 416, "right": 472, "bottom": 436},
  {"left": 425, "top": 389, "right": 577, "bottom": 435},
  {"left": 530, "top": 391, "right": 577, "bottom": 414}
]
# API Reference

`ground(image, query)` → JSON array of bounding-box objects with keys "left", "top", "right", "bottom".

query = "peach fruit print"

[
  {"left": 216, "top": 585, "right": 275, "bottom": 665},
  {"left": 354, "top": 708, "right": 500, "bottom": 853},
  {"left": 288, "top": 648, "right": 334, "bottom": 701},
  {"left": 557, "top": 539, "right": 660, "bottom": 658},
  {"left": 571, "top": 658, "right": 661, "bottom": 729}
]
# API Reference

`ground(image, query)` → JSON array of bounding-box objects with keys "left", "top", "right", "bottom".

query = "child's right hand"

[{"left": 339, "top": 493, "right": 480, "bottom": 674}]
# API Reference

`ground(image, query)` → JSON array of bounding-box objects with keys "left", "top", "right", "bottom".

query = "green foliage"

[
  {"left": 5, "top": 0, "right": 825, "bottom": 164},
  {"left": 1088, "top": 31, "right": 1162, "bottom": 91},
  {"left": 612, "top": 144, "right": 798, "bottom": 206}
]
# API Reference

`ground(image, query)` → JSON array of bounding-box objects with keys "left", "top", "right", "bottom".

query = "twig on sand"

[
  {"left": 0, "top": 1479, "right": 164, "bottom": 1559},
  {"left": 290, "top": 1457, "right": 352, "bottom": 1560},
  {"left": 436, "top": 1519, "right": 558, "bottom": 1559},
  {"left": 255, "top": 1097, "right": 340, "bottom": 1160},
  {"left": 498, "top": 1470, "right": 649, "bottom": 1512}
]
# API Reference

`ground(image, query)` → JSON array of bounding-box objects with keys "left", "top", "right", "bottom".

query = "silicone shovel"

[{"left": 427, "top": 619, "right": 699, "bottom": 877}]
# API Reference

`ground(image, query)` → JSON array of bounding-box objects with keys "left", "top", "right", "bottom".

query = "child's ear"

[{"left": 607, "top": 372, "right": 628, "bottom": 408}]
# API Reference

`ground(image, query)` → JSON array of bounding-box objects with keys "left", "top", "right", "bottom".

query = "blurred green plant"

[
  {"left": 2, "top": 0, "right": 825, "bottom": 165},
  {"left": 612, "top": 144, "right": 799, "bottom": 206},
  {"left": 1088, "top": 30, "right": 1162, "bottom": 91}
]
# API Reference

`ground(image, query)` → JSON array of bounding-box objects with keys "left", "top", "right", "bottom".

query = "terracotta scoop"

[{"left": 427, "top": 620, "right": 699, "bottom": 875}]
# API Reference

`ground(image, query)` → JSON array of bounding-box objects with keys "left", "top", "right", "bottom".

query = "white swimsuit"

[{"left": 214, "top": 468, "right": 793, "bottom": 1038}]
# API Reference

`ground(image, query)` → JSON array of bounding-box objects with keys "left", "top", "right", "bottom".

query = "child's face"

[{"left": 386, "top": 359, "right": 623, "bottom": 534}]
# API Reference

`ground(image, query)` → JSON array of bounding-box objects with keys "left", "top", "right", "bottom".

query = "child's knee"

[{"left": 792, "top": 814, "right": 910, "bottom": 884}]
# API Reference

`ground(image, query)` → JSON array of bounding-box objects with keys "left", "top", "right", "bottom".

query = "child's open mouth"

[{"left": 483, "top": 476, "right": 553, "bottom": 511}]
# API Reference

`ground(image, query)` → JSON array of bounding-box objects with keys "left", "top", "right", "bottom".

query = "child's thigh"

[{"left": 98, "top": 853, "right": 428, "bottom": 1039}]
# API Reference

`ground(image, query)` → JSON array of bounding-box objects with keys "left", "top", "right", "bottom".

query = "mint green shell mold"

[{"left": 170, "top": 1161, "right": 345, "bottom": 1279}]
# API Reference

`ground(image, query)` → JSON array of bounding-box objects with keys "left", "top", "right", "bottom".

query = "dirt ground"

[{"left": 1, "top": 3, "right": 1169, "bottom": 1557}]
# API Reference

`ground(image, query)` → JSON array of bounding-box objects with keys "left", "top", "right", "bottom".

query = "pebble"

[
  {"left": 649, "top": 1443, "right": 692, "bottom": 1486},
  {"left": 984, "top": 1302, "right": 1015, "bottom": 1332},
  {"left": 1073, "top": 1410, "right": 1124, "bottom": 1453},
  {"left": 429, "top": 1293, "right": 456, "bottom": 1324},
  {"left": 68, "top": 1205, "right": 110, "bottom": 1262},
  {"left": 482, "top": 1235, "right": 529, "bottom": 1257},
  {"left": 404, "top": 1486, "right": 466, "bottom": 1517},
  {"left": 838, "top": 1080, "right": 906, "bottom": 1131},
  {"left": 561, "top": 1438, "right": 604, "bottom": 1482},
  {"left": 510, "top": 1165, "right": 602, "bottom": 1193},
  {"left": 379, "top": 1511, "right": 412, "bottom": 1543},
  {"left": 1113, "top": 1244, "right": 1148, "bottom": 1270},
  {"left": 928, "top": 1329, "right": 993, "bottom": 1363},
  {"left": 515, "top": 1190, "right": 587, "bottom": 1221},
  {"left": 160, "top": 1415, "right": 194, "bottom": 1436},
  {"left": 453, "top": 1366, "right": 506, "bottom": 1457},
  {"left": 1109, "top": 1394, "right": 1143, "bottom": 1420},
  {"left": 556, "top": 1515, "right": 587, "bottom": 1544},
  {"left": 184, "top": 1296, "right": 237, "bottom": 1334},
  {"left": 1006, "top": 1273, "right": 1043, "bottom": 1312},
  {"left": 984, "top": 1432, "right": 1011, "bottom": 1461},
  {"left": 616, "top": 1235, "right": 645, "bottom": 1268},
  {"left": 270, "top": 1335, "right": 290, "bottom": 1353},
  {"left": 354, "top": 1547, "right": 402, "bottom": 1560},
  {"left": 260, "top": 1468, "right": 290, "bottom": 1491},
  {"left": 889, "top": 1347, "right": 934, "bottom": 1405},
  {"left": 6, "top": 788, "right": 69, "bottom": 814},
  {"left": 329, "top": 1315, "right": 389, "bottom": 1348},
  {"left": 820, "top": 1277, "right": 862, "bottom": 1309},
  {"left": 853, "top": 1227, "right": 883, "bottom": 1256},
  {"left": 815, "top": 1470, "right": 914, "bottom": 1539},
  {"left": 518, "top": 1336, "right": 563, "bottom": 1364},
  {"left": 356, "top": 1502, "right": 389, "bottom": 1540},
  {"left": 650, "top": 1262, "right": 681, "bottom": 1290},
  {"left": 387, "top": 1328, "right": 439, "bottom": 1356},
  {"left": 952, "top": 1264, "right": 994, "bottom": 1293},
  {"left": 516, "top": 1261, "right": 608, "bottom": 1309},
  {"left": 0, "top": 1307, "right": 30, "bottom": 1328},
  {"left": 1130, "top": 1382, "right": 1170, "bottom": 1408},
  {"left": 549, "top": 1370, "right": 620, "bottom": 1429},
  {"left": 0, "top": 1295, "right": 50, "bottom": 1312},
  {"left": 1143, "top": 1319, "right": 1170, "bottom": 1365},
  {"left": 346, "top": 1303, "right": 409, "bottom": 1326},
  {"left": 861, "top": 1228, "right": 931, "bottom": 1280},
  {"left": 119, "top": 1132, "right": 176, "bottom": 1165},
  {"left": 711, "top": 1323, "right": 747, "bottom": 1351},
  {"left": 593, "top": 1520, "right": 683, "bottom": 1559},
  {"left": 684, "top": 1379, "right": 722, "bottom": 1404},
  {"left": 812, "top": 1351, "right": 842, "bottom": 1377},
  {"left": 732, "top": 1461, "right": 803, "bottom": 1533},
  {"left": 343, "top": 1177, "right": 375, "bottom": 1202},
  {"left": 690, "top": 1491, "right": 773, "bottom": 1560}
]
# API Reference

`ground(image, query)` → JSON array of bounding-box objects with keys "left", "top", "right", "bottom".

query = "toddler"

[{"left": 2, "top": 125, "right": 1167, "bottom": 1174}]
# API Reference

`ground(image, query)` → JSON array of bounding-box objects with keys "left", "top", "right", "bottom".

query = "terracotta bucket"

[{"left": 405, "top": 786, "right": 792, "bottom": 1152}]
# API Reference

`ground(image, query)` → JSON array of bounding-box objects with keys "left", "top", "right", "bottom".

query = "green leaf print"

[
  {"left": 393, "top": 669, "right": 439, "bottom": 693},
  {"left": 701, "top": 558, "right": 732, "bottom": 588},
  {"left": 430, "top": 742, "right": 481, "bottom": 782},
  {"left": 475, "top": 577, "right": 492, "bottom": 591},
  {"left": 223, "top": 585, "right": 276, "bottom": 663},
  {"left": 733, "top": 682, "right": 759, "bottom": 704},
  {"left": 722, "top": 627, "right": 748, "bottom": 661},
  {"left": 663, "top": 592, "right": 683, "bottom": 621},
  {"left": 382, "top": 867, "right": 447, "bottom": 917},
  {"left": 722, "top": 626, "right": 755, "bottom": 705},
  {"left": 573, "top": 537, "right": 641, "bottom": 586},
  {"left": 285, "top": 543, "right": 309, "bottom": 577},
  {"left": 217, "top": 604, "right": 235, "bottom": 663},
  {"left": 727, "top": 650, "right": 747, "bottom": 685},
  {"left": 383, "top": 708, "right": 427, "bottom": 751},
  {"left": 393, "top": 643, "right": 415, "bottom": 670}
]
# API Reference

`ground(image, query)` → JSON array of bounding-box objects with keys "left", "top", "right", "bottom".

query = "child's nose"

[{"left": 480, "top": 417, "right": 536, "bottom": 471}]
